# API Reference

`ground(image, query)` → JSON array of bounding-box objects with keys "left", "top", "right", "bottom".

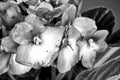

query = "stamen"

[
  {"left": 88, "top": 39, "right": 99, "bottom": 51},
  {"left": 33, "top": 36, "right": 42, "bottom": 45}
]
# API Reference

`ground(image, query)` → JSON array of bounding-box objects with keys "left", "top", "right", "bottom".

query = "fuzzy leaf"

[
  {"left": 75, "top": 52, "right": 120, "bottom": 80},
  {"left": 82, "top": 7, "right": 115, "bottom": 35},
  {"left": 106, "top": 29, "right": 120, "bottom": 46}
]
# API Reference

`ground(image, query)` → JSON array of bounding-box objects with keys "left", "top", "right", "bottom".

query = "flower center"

[
  {"left": 33, "top": 35, "right": 42, "bottom": 45},
  {"left": 88, "top": 39, "right": 99, "bottom": 51}
]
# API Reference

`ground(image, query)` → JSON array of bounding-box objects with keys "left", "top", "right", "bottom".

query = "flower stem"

[
  {"left": 55, "top": 73, "right": 66, "bottom": 80},
  {"left": 51, "top": 67, "right": 57, "bottom": 80},
  {"left": 7, "top": 72, "right": 16, "bottom": 80}
]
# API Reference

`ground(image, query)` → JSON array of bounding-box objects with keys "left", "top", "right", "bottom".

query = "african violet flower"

[
  {"left": 56, "top": 2, "right": 109, "bottom": 73},
  {"left": 57, "top": 26, "right": 81, "bottom": 73},
  {"left": 57, "top": 4, "right": 81, "bottom": 73},
  {"left": 0, "top": 50, "right": 31, "bottom": 75},
  {"left": 0, "top": 30, "right": 32, "bottom": 75},
  {"left": 73, "top": 17, "right": 109, "bottom": 68},
  {"left": 10, "top": 13, "right": 65, "bottom": 69}
]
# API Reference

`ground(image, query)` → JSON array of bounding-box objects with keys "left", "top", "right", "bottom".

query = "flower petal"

[
  {"left": 36, "top": 2, "right": 53, "bottom": 11},
  {"left": 10, "top": 22, "right": 33, "bottom": 45},
  {"left": 81, "top": 50, "right": 96, "bottom": 68},
  {"left": 0, "top": 2, "right": 9, "bottom": 10},
  {"left": 68, "top": 25, "right": 81, "bottom": 41},
  {"left": 96, "top": 41, "right": 108, "bottom": 53},
  {"left": 16, "top": 0, "right": 29, "bottom": 3},
  {"left": 61, "top": 12, "right": 69, "bottom": 25},
  {"left": 25, "top": 14, "right": 46, "bottom": 34},
  {"left": 59, "top": 0, "right": 69, "bottom": 4},
  {"left": 93, "top": 30, "right": 109, "bottom": 42},
  {"left": 0, "top": 51, "right": 10, "bottom": 75},
  {"left": 1, "top": 36, "right": 18, "bottom": 52},
  {"left": 64, "top": 4, "right": 76, "bottom": 23},
  {"left": 57, "top": 45, "right": 79, "bottom": 73},
  {"left": 6, "top": 6, "right": 18, "bottom": 18},
  {"left": 26, "top": 0, "right": 38, "bottom": 6},
  {"left": 16, "top": 26, "right": 65, "bottom": 68},
  {"left": 8, "top": 54, "right": 31, "bottom": 75},
  {"left": 79, "top": 41, "right": 96, "bottom": 68},
  {"left": 16, "top": 44, "right": 41, "bottom": 69},
  {"left": 72, "top": 17, "right": 97, "bottom": 37}
]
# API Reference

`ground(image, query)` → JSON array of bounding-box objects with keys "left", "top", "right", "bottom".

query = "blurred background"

[{"left": 81, "top": 0, "right": 120, "bottom": 32}]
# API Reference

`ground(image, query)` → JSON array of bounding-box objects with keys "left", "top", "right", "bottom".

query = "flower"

[
  {"left": 0, "top": 50, "right": 32, "bottom": 75},
  {"left": 57, "top": 26, "right": 81, "bottom": 73},
  {"left": 57, "top": 4, "right": 81, "bottom": 73},
  {"left": 57, "top": 3, "right": 109, "bottom": 72},
  {"left": 1, "top": 36, "right": 18, "bottom": 53},
  {"left": 73, "top": 17, "right": 109, "bottom": 68},
  {"left": 8, "top": 54, "right": 31, "bottom": 75},
  {"left": 10, "top": 13, "right": 65, "bottom": 68}
]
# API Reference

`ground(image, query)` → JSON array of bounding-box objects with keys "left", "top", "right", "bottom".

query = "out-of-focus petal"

[
  {"left": 10, "top": 22, "right": 33, "bottom": 45},
  {"left": 25, "top": 14, "right": 46, "bottom": 34},
  {"left": 68, "top": 26, "right": 81, "bottom": 41},
  {"left": 8, "top": 54, "right": 31, "bottom": 75},
  {"left": 16, "top": 0, "right": 29, "bottom": 3},
  {"left": 72, "top": 17, "right": 97, "bottom": 37},
  {"left": 1, "top": 36, "right": 18, "bottom": 53},
  {"left": 79, "top": 41, "right": 96, "bottom": 68},
  {"left": 92, "top": 30, "right": 109, "bottom": 42},
  {"left": 0, "top": 51, "right": 10, "bottom": 75},
  {"left": 57, "top": 45, "right": 79, "bottom": 73},
  {"left": 64, "top": 4, "right": 76, "bottom": 23},
  {"left": 36, "top": 2, "right": 53, "bottom": 11},
  {"left": 0, "top": 2, "right": 9, "bottom": 10},
  {"left": 16, "top": 26, "right": 65, "bottom": 68},
  {"left": 6, "top": 7, "right": 18, "bottom": 18},
  {"left": 26, "top": 0, "right": 38, "bottom": 6},
  {"left": 61, "top": 12, "right": 68, "bottom": 25},
  {"left": 59, "top": 0, "right": 69, "bottom": 4},
  {"left": 96, "top": 41, "right": 108, "bottom": 53}
]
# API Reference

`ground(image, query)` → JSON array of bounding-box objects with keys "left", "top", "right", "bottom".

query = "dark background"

[{"left": 81, "top": 0, "right": 120, "bottom": 32}]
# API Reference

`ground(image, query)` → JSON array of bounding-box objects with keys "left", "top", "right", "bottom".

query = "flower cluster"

[{"left": 0, "top": 0, "right": 108, "bottom": 75}]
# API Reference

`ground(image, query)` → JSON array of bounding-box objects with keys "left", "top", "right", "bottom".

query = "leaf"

[
  {"left": 61, "top": 62, "right": 87, "bottom": 80},
  {"left": 93, "top": 47, "right": 120, "bottom": 68},
  {"left": 82, "top": 7, "right": 115, "bottom": 35},
  {"left": 75, "top": 53, "right": 120, "bottom": 80},
  {"left": 106, "top": 29, "right": 120, "bottom": 46}
]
